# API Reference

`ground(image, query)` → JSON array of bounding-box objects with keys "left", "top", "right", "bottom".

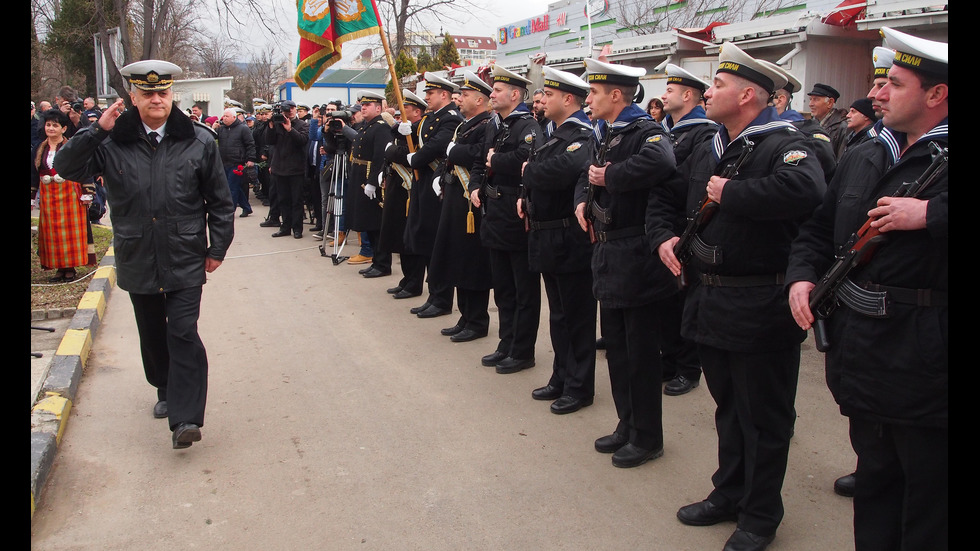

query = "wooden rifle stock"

[
  {"left": 586, "top": 127, "right": 613, "bottom": 243},
  {"left": 672, "top": 137, "right": 754, "bottom": 284},
  {"left": 808, "top": 142, "right": 948, "bottom": 352}
]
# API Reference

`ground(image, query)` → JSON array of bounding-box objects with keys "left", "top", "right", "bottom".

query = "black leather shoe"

[
  {"left": 676, "top": 500, "right": 738, "bottom": 526},
  {"left": 495, "top": 357, "right": 534, "bottom": 374},
  {"left": 271, "top": 230, "right": 290, "bottom": 237},
  {"left": 417, "top": 305, "right": 451, "bottom": 318},
  {"left": 358, "top": 266, "right": 373, "bottom": 274},
  {"left": 441, "top": 324, "right": 464, "bottom": 336},
  {"left": 410, "top": 302, "right": 432, "bottom": 314},
  {"left": 594, "top": 432, "right": 629, "bottom": 453},
  {"left": 550, "top": 395, "right": 593, "bottom": 414},
  {"left": 612, "top": 443, "right": 663, "bottom": 468},
  {"left": 664, "top": 375, "right": 700, "bottom": 396},
  {"left": 531, "top": 384, "right": 563, "bottom": 401},
  {"left": 362, "top": 268, "right": 391, "bottom": 278},
  {"left": 481, "top": 351, "right": 507, "bottom": 367},
  {"left": 834, "top": 473, "right": 856, "bottom": 497},
  {"left": 292, "top": 231, "right": 303, "bottom": 239},
  {"left": 387, "top": 286, "right": 403, "bottom": 294},
  {"left": 394, "top": 290, "right": 422, "bottom": 300},
  {"left": 450, "top": 328, "right": 486, "bottom": 342},
  {"left": 723, "top": 529, "right": 774, "bottom": 551},
  {"left": 153, "top": 400, "right": 168, "bottom": 419},
  {"left": 259, "top": 219, "right": 279, "bottom": 227},
  {"left": 172, "top": 423, "right": 202, "bottom": 449}
]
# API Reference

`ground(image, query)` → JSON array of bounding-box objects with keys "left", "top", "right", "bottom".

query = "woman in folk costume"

[{"left": 31, "top": 108, "right": 96, "bottom": 282}]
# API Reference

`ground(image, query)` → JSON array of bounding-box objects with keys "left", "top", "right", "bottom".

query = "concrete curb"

[{"left": 30, "top": 249, "right": 116, "bottom": 518}]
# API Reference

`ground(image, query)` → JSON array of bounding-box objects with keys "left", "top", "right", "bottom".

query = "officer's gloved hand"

[
  {"left": 398, "top": 122, "right": 412, "bottom": 136},
  {"left": 406, "top": 152, "right": 416, "bottom": 167},
  {"left": 431, "top": 176, "right": 441, "bottom": 196},
  {"left": 446, "top": 142, "right": 455, "bottom": 155},
  {"left": 364, "top": 184, "right": 377, "bottom": 199}
]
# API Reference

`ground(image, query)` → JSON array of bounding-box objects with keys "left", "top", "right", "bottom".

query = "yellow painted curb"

[
  {"left": 33, "top": 392, "right": 73, "bottom": 445},
  {"left": 55, "top": 329, "right": 92, "bottom": 364},
  {"left": 105, "top": 246, "right": 114, "bottom": 257},
  {"left": 77, "top": 291, "right": 107, "bottom": 318},
  {"left": 93, "top": 265, "right": 116, "bottom": 286}
]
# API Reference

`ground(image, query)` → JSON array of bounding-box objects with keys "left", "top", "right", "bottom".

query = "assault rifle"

[
  {"left": 585, "top": 126, "right": 613, "bottom": 244},
  {"left": 672, "top": 137, "right": 754, "bottom": 285},
  {"left": 808, "top": 142, "right": 948, "bottom": 352}
]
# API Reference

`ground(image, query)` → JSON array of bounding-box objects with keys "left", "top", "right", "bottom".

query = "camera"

[
  {"left": 326, "top": 110, "right": 353, "bottom": 132},
  {"left": 271, "top": 103, "right": 286, "bottom": 124}
]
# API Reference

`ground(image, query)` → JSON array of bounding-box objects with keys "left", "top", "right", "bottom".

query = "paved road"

[{"left": 30, "top": 203, "right": 856, "bottom": 550}]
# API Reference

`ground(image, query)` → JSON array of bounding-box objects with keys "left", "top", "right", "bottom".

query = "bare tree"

[
  {"left": 376, "top": 0, "right": 484, "bottom": 55},
  {"left": 613, "top": 0, "right": 793, "bottom": 35},
  {"left": 193, "top": 32, "right": 237, "bottom": 77}
]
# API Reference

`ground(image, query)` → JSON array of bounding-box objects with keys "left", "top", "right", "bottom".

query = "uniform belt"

[
  {"left": 595, "top": 225, "right": 644, "bottom": 243},
  {"left": 484, "top": 184, "right": 520, "bottom": 199},
  {"left": 350, "top": 158, "right": 371, "bottom": 166},
  {"left": 699, "top": 273, "right": 785, "bottom": 287},
  {"left": 529, "top": 216, "right": 575, "bottom": 231},
  {"left": 839, "top": 277, "right": 947, "bottom": 317}
]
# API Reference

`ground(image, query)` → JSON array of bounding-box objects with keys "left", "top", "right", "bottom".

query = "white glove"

[
  {"left": 378, "top": 170, "right": 384, "bottom": 185},
  {"left": 446, "top": 142, "right": 456, "bottom": 155},
  {"left": 398, "top": 122, "right": 412, "bottom": 136},
  {"left": 364, "top": 184, "right": 377, "bottom": 200},
  {"left": 406, "top": 152, "right": 416, "bottom": 166},
  {"left": 431, "top": 176, "right": 441, "bottom": 195}
]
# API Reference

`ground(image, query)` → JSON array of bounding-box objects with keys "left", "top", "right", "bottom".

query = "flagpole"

[{"left": 377, "top": 26, "right": 416, "bottom": 153}]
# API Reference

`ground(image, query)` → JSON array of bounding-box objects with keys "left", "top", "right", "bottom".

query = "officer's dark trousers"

[
  {"left": 398, "top": 253, "right": 426, "bottom": 296},
  {"left": 489, "top": 248, "right": 540, "bottom": 359},
  {"left": 699, "top": 344, "right": 800, "bottom": 538},
  {"left": 543, "top": 270, "right": 596, "bottom": 399},
  {"left": 130, "top": 286, "right": 208, "bottom": 431},
  {"left": 602, "top": 301, "right": 662, "bottom": 449},
  {"left": 850, "top": 418, "right": 948, "bottom": 551},
  {"left": 456, "top": 287, "right": 490, "bottom": 335},
  {"left": 276, "top": 173, "right": 305, "bottom": 234}
]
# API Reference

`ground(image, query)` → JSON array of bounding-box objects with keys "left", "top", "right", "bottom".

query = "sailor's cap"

[
  {"left": 423, "top": 72, "right": 459, "bottom": 93},
  {"left": 459, "top": 70, "right": 493, "bottom": 96},
  {"left": 881, "top": 27, "right": 947, "bottom": 81},
  {"left": 491, "top": 65, "right": 533, "bottom": 89},
  {"left": 541, "top": 66, "right": 590, "bottom": 97},
  {"left": 583, "top": 58, "right": 646, "bottom": 87},
  {"left": 664, "top": 63, "right": 710, "bottom": 93},
  {"left": 715, "top": 42, "right": 786, "bottom": 94},
  {"left": 758, "top": 60, "right": 802, "bottom": 95},
  {"left": 402, "top": 90, "right": 427, "bottom": 110}
]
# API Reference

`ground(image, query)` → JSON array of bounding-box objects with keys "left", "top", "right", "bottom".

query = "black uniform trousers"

[
  {"left": 129, "top": 286, "right": 208, "bottom": 431},
  {"left": 398, "top": 253, "right": 426, "bottom": 296},
  {"left": 699, "top": 344, "right": 800, "bottom": 537},
  {"left": 849, "top": 418, "right": 948, "bottom": 551},
  {"left": 276, "top": 173, "right": 305, "bottom": 234},
  {"left": 658, "top": 291, "right": 701, "bottom": 382},
  {"left": 455, "top": 287, "right": 490, "bottom": 335},
  {"left": 489, "top": 247, "right": 540, "bottom": 359},
  {"left": 542, "top": 270, "right": 596, "bottom": 399},
  {"left": 366, "top": 229, "right": 391, "bottom": 273},
  {"left": 602, "top": 301, "right": 663, "bottom": 450}
]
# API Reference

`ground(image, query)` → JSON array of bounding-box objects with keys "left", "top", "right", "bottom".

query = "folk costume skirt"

[{"left": 37, "top": 180, "right": 96, "bottom": 270}]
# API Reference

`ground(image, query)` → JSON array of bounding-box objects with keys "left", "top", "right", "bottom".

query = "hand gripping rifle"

[
  {"left": 672, "top": 137, "right": 754, "bottom": 285},
  {"left": 585, "top": 126, "right": 613, "bottom": 244},
  {"left": 808, "top": 142, "right": 948, "bottom": 352}
]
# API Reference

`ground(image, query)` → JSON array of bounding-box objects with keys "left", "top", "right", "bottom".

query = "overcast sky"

[{"left": 244, "top": 0, "right": 555, "bottom": 67}]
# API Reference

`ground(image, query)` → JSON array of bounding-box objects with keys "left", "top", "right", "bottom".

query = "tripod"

[{"left": 319, "top": 150, "right": 350, "bottom": 265}]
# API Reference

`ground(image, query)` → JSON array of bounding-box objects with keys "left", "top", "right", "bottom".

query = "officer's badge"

[
  {"left": 566, "top": 142, "right": 582, "bottom": 152},
  {"left": 645, "top": 135, "right": 663, "bottom": 143},
  {"left": 813, "top": 133, "right": 831, "bottom": 142},
  {"left": 524, "top": 133, "right": 534, "bottom": 144},
  {"left": 783, "top": 150, "right": 808, "bottom": 165}
]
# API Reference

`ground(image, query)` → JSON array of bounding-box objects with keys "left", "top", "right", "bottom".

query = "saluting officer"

[
  {"left": 653, "top": 43, "right": 824, "bottom": 551},
  {"left": 574, "top": 58, "right": 677, "bottom": 469},
  {"left": 787, "top": 28, "right": 947, "bottom": 551},
  {"left": 374, "top": 90, "right": 426, "bottom": 285},
  {"left": 403, "top": 73, "right": 463, "bottom": 319},
  {"left": 348, "top": 91, "right": 391, "bottom": 273},
  {"left": 651, "top": 63, "right": 717, "bottom": 397},
  {"left": 469, "top": 65, "right": 541, "bottom": 374},
  {"left": 521, "top": 66, "right": 596, "bottom": 414},
  {"left": 428, "top": 71, "right": 495, "bottom": 343}
]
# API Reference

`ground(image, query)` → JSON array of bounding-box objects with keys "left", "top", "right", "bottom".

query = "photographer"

[{"left": 265, "top": 100, "right": 309, "bottom": 238}]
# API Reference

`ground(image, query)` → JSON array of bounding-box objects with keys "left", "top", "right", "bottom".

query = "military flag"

[{"left": 295, "top": 0, "right": 382, "bottom": 90}]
